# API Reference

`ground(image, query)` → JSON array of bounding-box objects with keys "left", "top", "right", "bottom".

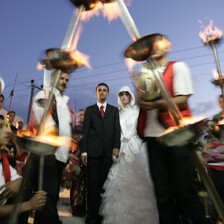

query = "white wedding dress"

[{"left": 100, "top": 86, "right": 159, "bottom": 224}]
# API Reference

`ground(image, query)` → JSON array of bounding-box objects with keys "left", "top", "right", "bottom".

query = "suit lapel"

[
  {"left": 93, "top": 104, "right": 102, "bottom": 118},
  {"left": 104, "top": 104, "right": 112, "bottom": 118}
]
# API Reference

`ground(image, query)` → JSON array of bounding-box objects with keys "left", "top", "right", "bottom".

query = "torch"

[
  {"left": 114, "top": 0, "right": 224, "bottom": 220},
  {"left": 199, "top": 19, "right": 224, "bottom": 97}
]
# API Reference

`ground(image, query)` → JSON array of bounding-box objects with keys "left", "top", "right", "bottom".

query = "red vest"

[
  {"left": 137, "top": 61, "right": 191, "bottom": 136},
  {"left": 1, "top": 153, "right": 11, "bottom": 183}
]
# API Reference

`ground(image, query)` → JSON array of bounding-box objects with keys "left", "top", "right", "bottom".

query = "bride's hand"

[{"left": 112, "top": 149, "right": 119, "bottom": 160}]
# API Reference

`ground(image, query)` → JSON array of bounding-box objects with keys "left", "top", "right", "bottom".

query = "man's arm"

[
  {"left": 80, "top": 107, "right": 90, "bottom": 166},
  {"left": 112, "top": 108, "right": 121, "bottom": 159},
  {"left": 138, "top": 93, "right": 189, "bottom": 111},
  {"left": 0, "top": 191, "right": 47, "bottom": 218}
]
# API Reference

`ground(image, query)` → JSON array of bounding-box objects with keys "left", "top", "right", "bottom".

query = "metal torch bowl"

[
  {"left": 124, "top": 33, "right": 163, "bottom": 61},
  {"left": 100, "top": 0, "right": 115, "bottom": 3},
  {"left": 40, "top": 48, "right": 84, "bottom": 73},
  {"left": 158, "top": 119, "right": 205, "bottom": 147},
  {"left": 17, "top": 136, "right": 57, "bottom": 156},
  {"left": 204, "top": 38, "right": 222, "bottom": 46},
  {"left": 70, "top": 0, "right": 99, "bottom": 10},
  {"left": 211, "top": 78, "right": 224, "bottom": 86}
]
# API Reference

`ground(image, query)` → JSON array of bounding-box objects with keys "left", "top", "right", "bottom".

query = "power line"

[{"left": 2, "top": 45, "right": 224, "bottom": 94}]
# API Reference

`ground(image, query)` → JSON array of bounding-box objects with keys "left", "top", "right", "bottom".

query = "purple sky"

[{"left": 1, "top": 0, "right": 224, "bottom": 123}]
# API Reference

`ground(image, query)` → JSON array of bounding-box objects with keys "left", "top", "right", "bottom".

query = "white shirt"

[
  {"left": 144, "top": 62, "right": 194, "bottom": 137},
  {"left": 32, "top": 88, "right": 72, "bottom": 163},
  {"left": 0, "top": 162, "right": 21, "bottom": 205},
  {"left": 97, "top": 101, "right": 107, "bottom": 112}
]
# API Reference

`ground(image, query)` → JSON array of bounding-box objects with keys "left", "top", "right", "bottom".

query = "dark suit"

[{"left": 81, "top": 103, "right": 120, "bottom": 224}]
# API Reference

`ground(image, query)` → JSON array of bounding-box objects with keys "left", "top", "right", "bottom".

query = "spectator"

[
  {"left": 0, "top": 115, "right": 46, "bottom": 222},
  {"left": 6, "top": 111, "right": 17, "bottom": 132},
  {"left": 0, "top": 94, "right": 7, "bottom": 118},
  {"left": 213, "top": 95, "right": 224, "bottom": 123},
  {"left": 204, "top": 119, "right": 220, "bottom": 143}
]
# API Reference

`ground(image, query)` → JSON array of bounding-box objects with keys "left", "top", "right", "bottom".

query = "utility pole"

[
  {"left": 9, "top": 73, "right": 18, "bottom": 110},
  {"left": 26, "top": 80, "right": 42, "bottom": 129}
]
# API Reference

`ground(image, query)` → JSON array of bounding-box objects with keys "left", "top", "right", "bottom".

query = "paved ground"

[{"left": 58, "top": 188, "right": 85, "bottom": 224}]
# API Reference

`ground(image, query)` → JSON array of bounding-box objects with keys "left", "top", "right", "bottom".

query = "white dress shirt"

[{"left": 32, "top": 88, "right": 72, "bottom": 163}]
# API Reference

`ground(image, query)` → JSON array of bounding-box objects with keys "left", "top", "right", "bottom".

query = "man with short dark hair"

[
  {"left": 137, "top": 34, "right": 208, "bottom": 224},
  {"left": 31, "top": 71, "right": 73, "bottom": 224},
  {"left": 213, "top": 95, "right": 224, "bottom": 123},
  {"left": 6, "top": 111, "right": 17, "bottom": 132},
  {"left": 81, "top": 83, "right": 120, "bottom": 224}
]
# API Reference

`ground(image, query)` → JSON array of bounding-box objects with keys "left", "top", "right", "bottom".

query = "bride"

[{"left": 100, "top": 86, "right": 159, "bottom": 224}]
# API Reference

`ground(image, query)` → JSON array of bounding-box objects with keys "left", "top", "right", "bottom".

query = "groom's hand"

[{"left": 81, "top": 155, "right": 88, "bottom": 166}]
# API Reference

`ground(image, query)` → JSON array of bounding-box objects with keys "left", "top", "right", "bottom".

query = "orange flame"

[
  {"left": 217, "top": 118, "right": 224, "bottom": 126},
  {"left": 212, "top": 68, "right": 220, "bottom": 80},
  {"left": 163, "top": 117, "right": 205, "bottom": 134},
  {"left": 37, "top": 62, "right": 45, "bottom": 70},
  {"left": 80, "top": 0, "right": 132, "bottom": 23},
  {"left": 101, "top": 1, "right": 120, "bottom": 22},
  {"left": 18, "top": 125, "right": 77, "bottom": 149},
  {"left": 154, "top": 37, "right": 171, "bottom": 52},
  {"left": 198, "top": 19, "right": 223, "bottom": 43},
  {"left": 125, "top": 58, "right": 137, "bottom": 71},
  {"left": 125, "top": 58, "right": 145, "bottom": 93},
  {"left": 81, "top": 2, "right": 103, "bottom": 22},
  {"left": 66, "top": 24, "right": 92, "bottom": 70},
  {"left": 70, "top": 50, "right": 92, "bottom": 70}
]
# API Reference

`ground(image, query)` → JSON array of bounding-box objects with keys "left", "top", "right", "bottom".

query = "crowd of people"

[{"left": 1, "top": 33, "right": 224, "bottom": 224}]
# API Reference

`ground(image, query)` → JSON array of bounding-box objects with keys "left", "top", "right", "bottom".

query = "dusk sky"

[{"left": 1, "top": 0, "right": 224, "bottom": 123}]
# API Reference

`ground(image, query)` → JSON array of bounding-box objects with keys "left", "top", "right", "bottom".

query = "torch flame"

[
  {"left": 217, "top": 118, "right": 224, "bottom": 126},
  {"left": 198, "top": 19, "right": 223, "bottom": 44},
  {"left": 212, "top": 68, "right": 220, "bottom": 80},
  {"left": 81, "top": 2, "right": 103, "bottom": 22},
  {"left": 101, "top": 1, "right": 120, "bottom": 22},
  {"left": 80, "top": 0, "right": 132, "bottom": 23},
  {"left": 163, "top": 117, "right": 205, "bottom": 134},
  {"left": 70, "top": 50, "right": 92, "bottom": 70},
  {"left": 154, "top": 37, "right": 171, "bottom": 52},
  {"left": 37, "top": 62, "right": 45, "bottom": 70},
  {"left": 17, "top": 125, "right": 77, "bottom": 149}
]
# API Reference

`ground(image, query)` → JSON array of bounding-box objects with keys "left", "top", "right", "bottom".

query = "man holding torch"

[
  {"left": 137, "top": 34, "right": 209, "bottom": 224},
  {"left": 31, "top": 71, "right": 73, "bottom": 224}
]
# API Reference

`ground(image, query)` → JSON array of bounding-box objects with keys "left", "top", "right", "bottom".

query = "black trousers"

[
  {"left": 146, "top": 138, "right": 207, "bottom": 224},
  {"left": 86, "top": 152, "right": 112, "bottom": 224},
  {"left": 33, "top": 155, "right": 66, "bottom": 224}
]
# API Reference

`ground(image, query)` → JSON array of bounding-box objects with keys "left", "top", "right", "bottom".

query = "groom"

[{"left": 81, "top": 83, "right": 121, "bottom": 224}]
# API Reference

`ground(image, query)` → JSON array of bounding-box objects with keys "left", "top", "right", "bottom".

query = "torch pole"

[
  {"left": 61, "top": 5, "right": 84, "bottom": 50},
  {"left": 210, "top": 41, "right": 224, "bottom": 98},
  {"left": 190, "top": 147, "right": 224, "bottom": 221},
  {"left": 26, "top": 80, "right": 35, "bottom": 129},
  {"left": 117, "top": 0, "right": 140, "bottom": 40},
  {"left": 37, "top": 5, "right": 84, "bottom": 135}
]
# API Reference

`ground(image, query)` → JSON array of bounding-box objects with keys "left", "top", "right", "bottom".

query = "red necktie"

[{"left": 100, "top": 105, "right": 104, "bottom": 118}]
